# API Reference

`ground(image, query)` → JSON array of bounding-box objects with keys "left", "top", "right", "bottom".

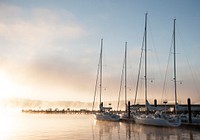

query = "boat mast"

[
  {"left": 173, "top": 19, "right": 178, "bottom": 107},
  {"left": 125, "top": 42, "right": 127, "bottom": 112},
  {"left": 144, "top": 13, "right": 148, "bottom": 105},
  {"left": 100, "top": 38, "right": 103, "bottom": 105}
]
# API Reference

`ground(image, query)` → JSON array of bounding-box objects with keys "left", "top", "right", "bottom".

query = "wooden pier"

[{"left": 21, "top": 109, "right": 125, "bottom": 114}]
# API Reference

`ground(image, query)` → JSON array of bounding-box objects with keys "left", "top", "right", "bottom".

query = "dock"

[
  {"left": 21, "top": 107, "right": 200, "bottom": 128},
  {"left": 21, "top": 108, "right": 125, "bottom": 114}
]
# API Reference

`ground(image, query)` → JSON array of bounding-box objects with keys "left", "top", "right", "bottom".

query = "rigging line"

[
  {"left": 117, "top": 55, "right": 125, "bottom": 112},
  {"left": 125, "top": 42, "right": 127, "bottom": 111},
  {"left": 173, "top": 19, "right": 178, "bottom": 107},
  {"left": 134, "top": 31, "right": 145, "bottom": 106},
  {"left": 144, "top": 13, "right": 148, "bottom": 105},
  {"left": 176, "top": 25, "right": 200, "bottom": 95},
  {"left": 183, "top": 50, "right": 200, "bottom": 95},
  {"left": 148, "top": 18, "right": 164, "bottom": 81},
  {"left": 99, "top": 39, "right": 103, "bottom": 105},
  {"left": 161, "top": 32, "right": 174, "bottom": 104},
  {"left": 92, "top": 56, "right": 100, "bottom": 111},
  {"left": 92, "top": 41, "right": 102, "bottom": 111}
]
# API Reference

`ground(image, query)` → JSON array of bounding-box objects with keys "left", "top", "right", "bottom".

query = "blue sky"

[{"left": 0, "top": 0, "right": 199, "bottom": 104}]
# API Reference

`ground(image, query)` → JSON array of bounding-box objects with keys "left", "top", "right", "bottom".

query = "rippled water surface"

[{"left": 0, "top": 112, "right": 200, "bottom": 140}]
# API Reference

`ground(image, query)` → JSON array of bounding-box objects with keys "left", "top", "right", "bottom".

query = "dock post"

[
  {"left": 154, "top": 99, "right": 157, "bottom": 107},
  {"left": 187, "top": 98, "right": 192, "bottom": 123},
  {"left": 128, "top": 101, "right": 130, "bottom": 119}
]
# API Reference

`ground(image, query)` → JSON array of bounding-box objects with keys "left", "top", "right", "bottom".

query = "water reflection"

[
  {"left": 93, "top": 120, "right": 200, "bottom": 140},
  {"left": 93, "top": 120, "right": 120, "bottom": 140},
  {"left": 0, "top": 112, "right": 199, "bottom": 140},
  {"left": 0, "top": 109, "right": 22, "bottom": 140}
]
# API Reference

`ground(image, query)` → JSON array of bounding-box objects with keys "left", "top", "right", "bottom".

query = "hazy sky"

[{"left": 0, "top": 0, "right": 199, "bottom": 104}]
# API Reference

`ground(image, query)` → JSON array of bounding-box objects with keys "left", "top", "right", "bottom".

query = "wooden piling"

[
  {"left": 128, "top": 101, "right": 130, "bottom": 119},
  {"left": 187, "top": 98, "right": 192, "bottom": 123},
  {"left": 154, "top": 99, "right": 157, "bottom": 107}
]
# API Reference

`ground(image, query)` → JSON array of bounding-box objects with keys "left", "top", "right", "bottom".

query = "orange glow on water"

[{"left": 0, "top": 108, "right": 21, "bottom": 139}]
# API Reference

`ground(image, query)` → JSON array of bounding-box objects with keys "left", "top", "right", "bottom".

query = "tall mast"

[
  {"left": 100, "top": 38, "right": 103, "bottom": 104},
  {"left": 144, "top": 13, "right": 148, "bottom": 104},
  {"left": 116, "top": 42, "right": 128, "bottom": 112},
  {"left": 173, "top": 19, "right": 178, "bottom": 106},
  {"left": 125, "top": 42, "right": 127, "bottom": 112}
]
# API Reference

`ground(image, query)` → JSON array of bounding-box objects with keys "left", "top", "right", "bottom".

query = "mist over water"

[
  {"left": 0, "top": 111, "right": 199, "bottom": 140},
  {"left": 0, "top": 98, "right": 127, "bottom": 110}
]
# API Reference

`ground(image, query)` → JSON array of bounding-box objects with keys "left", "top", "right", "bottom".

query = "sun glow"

[
  {"left": 0, "top": 71, "right": 22, "bottom": 138},
  {"left": 0, "top": 71, "right": 17, "bottom": 99},
  {"left": 0, "top": 108, "right": 21, "bottom": 139}
]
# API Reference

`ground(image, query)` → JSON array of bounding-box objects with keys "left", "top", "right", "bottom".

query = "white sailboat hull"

[
  {"left": 94, "top": 112, "right": 120, "bottom": 121},
  {"left": 134, "top": 115, "right": 181, "bottom": 127}
]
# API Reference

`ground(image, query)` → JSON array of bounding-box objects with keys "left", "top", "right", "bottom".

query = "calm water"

[{"left": 0, "top": 112, "right": 200, "bottom": 140}]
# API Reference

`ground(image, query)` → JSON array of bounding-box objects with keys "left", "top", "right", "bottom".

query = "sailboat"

[
  {"left": 133, "top": 13, "right": 181, "bottom": 127},
  {"left": 170, "top": 20, "right": 200, "bottom": 124},
  {"left": 92, "top": 39, "right": 120, "bottom": 121},
  {"left": 117, "top": 42, "right": 138, "bottom": 120},
  {"left": 117, "top": 42, "right": 134, "bottom": 120}
]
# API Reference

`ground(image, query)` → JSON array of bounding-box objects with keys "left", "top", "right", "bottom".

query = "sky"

[{"left": 0, "top": 0, "right": 199, "bottom": 104}]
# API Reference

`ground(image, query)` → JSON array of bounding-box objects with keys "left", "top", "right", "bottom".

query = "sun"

[{"left": 0, "top": 71, "right": 17, "bottom": 100}]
